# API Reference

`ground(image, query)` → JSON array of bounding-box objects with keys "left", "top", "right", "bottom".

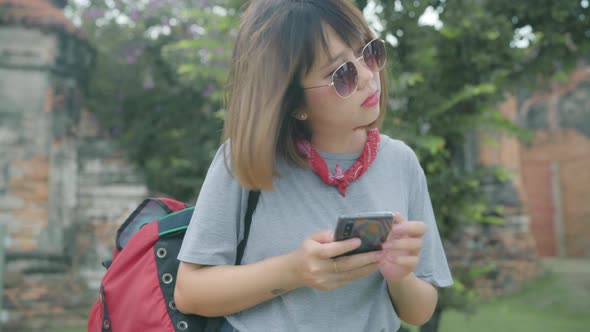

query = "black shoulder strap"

[{"left": 235, "top": 191, "right": 260, "bottom": 265}]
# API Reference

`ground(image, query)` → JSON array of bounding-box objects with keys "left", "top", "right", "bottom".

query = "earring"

[{"left": 298, "top": 113, "right": 308, "bottom": 120}]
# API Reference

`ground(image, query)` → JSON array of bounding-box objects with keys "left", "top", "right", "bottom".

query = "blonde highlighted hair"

[{"left": 223, "top": 0, "right": 388, "bottom": 190}]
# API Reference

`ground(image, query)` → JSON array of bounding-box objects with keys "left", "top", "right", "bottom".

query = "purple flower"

[
  {"left": 130, "top": 10, "right": 140, "bottom": 21},
  {"left": 83, "top": 8, "right": 105, "bottom": 20},
  {"left": 202, "top": 84, "right": 216, "bottom": 97},
  {"left": 150, "top": 0, "right": 163, "bottom": 7},
  {"left": 111, "top": 127, "right": 121, "bottom": 136}
]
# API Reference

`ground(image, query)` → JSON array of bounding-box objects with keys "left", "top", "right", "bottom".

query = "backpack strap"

[
  {"left": 236, "top": 190, "right": 260, "bottom": 265},
  {"left": 100, "top": 285, "right": 113, "bottom": 332},
  {"left": 158, "top": 208, "right": 196, "bottom": 237},
  {"left": 157, "top": 190, "right": 260, "bottom": 265}
]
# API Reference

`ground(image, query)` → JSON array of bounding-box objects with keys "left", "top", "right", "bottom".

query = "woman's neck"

[{"left": 310, "top": 128, "right": 367, "bottom": 154}]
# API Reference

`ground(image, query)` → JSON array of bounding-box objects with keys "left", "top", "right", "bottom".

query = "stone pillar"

[
  {"left": 0, "top": 223, "right": 5, "bottom": 332},
  {"left": 0, "top": 16, "right": 100, "bottom": 327},
  {"left": 0, "top": 27, "right": 57, "bottom": 254}
]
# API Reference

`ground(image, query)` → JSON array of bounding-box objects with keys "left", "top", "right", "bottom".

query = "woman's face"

[{"left": 299, "top": 26, "right": 382, "bottom": 137}]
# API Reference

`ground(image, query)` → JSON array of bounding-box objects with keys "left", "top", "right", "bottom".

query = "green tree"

[
  {"left": 354, "top": 0, "right": 589, "bottom": 330},
  {"left": 71, "top": 1, "right": 589, "bottom": 330},
  {"left": 69, "top": 0, "right": 239, "bottom": 201}
]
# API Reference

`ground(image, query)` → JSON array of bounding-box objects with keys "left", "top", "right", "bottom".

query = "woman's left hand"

[{"left": 378, "top": 212, "right": 427, "bottom": 282}]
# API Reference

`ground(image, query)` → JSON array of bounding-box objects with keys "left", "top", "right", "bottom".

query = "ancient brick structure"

[
  {"left": 455, "top": 64, "right": 590, "bottom": 300},
  {"left": 0, "top": 0, "right": 147, "bottom": 330},
  {"left": 480, "top": 65, "right": 590, "bottom": 258},
  {"left": 0, "top": 0, "right": 587, "bottom": 330}
]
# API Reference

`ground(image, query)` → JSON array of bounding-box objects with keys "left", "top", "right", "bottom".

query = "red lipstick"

[{"left": 362, "top": 92, "right": 380, "bottom": 108}]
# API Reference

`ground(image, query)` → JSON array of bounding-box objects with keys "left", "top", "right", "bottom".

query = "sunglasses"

[{"left": 303, "top": 38, "right": 387, "bottom": 98}]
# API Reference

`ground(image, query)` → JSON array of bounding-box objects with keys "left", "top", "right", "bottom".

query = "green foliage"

[
  {"left": 161, "top": 6, "right": 238, "bottom": 104},
  {"left": 487, "top": 0, "right": 590, "bottom": 88},
  {"left": 71, "top": 0, "right": 238, "bottom": 201},
  {"left": 439, "top": 261, "right": 498, "bottom": 313},
  {"left": 438, "top": 260, "right": 590, "bottom": 332},
  {"left": 72, "top": 1, "right": 589, "bottom": 327},
  {"left": 362, "top": 0, "right": 590, "bottom": 323}
]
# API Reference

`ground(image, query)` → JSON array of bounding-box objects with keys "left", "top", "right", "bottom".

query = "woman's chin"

[{"left": 361, "top": 107, "right": 380, "bottom": 126}]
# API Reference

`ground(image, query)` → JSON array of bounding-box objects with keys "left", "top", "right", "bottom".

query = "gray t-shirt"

[{"left": 178, "top": 135, "right": 453, "bottom": 332}]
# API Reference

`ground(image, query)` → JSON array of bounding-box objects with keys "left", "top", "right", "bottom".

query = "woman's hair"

[{"left": 223, "top": 0, "right": 388, "bottom": 190}]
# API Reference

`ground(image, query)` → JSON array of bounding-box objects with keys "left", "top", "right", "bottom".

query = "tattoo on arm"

[{"left": 271, "top": 289, "right": 286, "bottom": 295}]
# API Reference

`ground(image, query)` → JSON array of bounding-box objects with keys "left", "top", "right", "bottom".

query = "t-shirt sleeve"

[
  {"left": 177, "top": 143, "right": 249, "bottom": 266},
  {"left": 405, "top": 146, "right": 454, "bottom": 287}
]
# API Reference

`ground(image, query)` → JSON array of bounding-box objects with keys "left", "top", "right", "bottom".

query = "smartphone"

[{"left": 334, "top": 212, "right": 394, "bottom": 256}]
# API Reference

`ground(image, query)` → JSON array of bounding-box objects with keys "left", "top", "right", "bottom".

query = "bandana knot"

[{"left": 294, "top": 129, "right": 381, "bottom": 197}]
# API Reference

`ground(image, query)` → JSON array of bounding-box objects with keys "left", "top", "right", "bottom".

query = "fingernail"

[
  {"left": 393, "top": 224, "right": 404, "bottom": 233},
  {"left": 382, "top": 242, "right": 393, "bottom": 249}
]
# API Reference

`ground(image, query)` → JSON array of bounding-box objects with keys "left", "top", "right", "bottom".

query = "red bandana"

[{"left": 294, "top": 129, "right": 381, "bottom": 197}]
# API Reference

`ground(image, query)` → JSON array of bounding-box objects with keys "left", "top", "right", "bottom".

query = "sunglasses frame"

[{"left": 303, "top": 38, "right": 387, "bottom": 98}]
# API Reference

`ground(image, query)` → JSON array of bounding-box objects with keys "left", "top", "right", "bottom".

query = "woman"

[{"left": 175, "top": 1, "right": 453, "bottom": 331}]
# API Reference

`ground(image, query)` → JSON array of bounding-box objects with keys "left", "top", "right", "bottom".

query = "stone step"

[{"left": 4, "top": 251, "right": 69, "bottom": 275}]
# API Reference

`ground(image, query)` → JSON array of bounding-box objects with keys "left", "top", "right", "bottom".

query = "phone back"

[{"left": 335, "top": 212, "right": 393, "bottom": 256}]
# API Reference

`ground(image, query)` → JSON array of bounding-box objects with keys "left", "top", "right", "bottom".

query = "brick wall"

[
  {"left": 0, "top": 28, "right": 57, "bottom": 254},
  {"left": 480, "top": 66, "right": 590, "bottom": 258},
  {"left": 75, "top": 116, "right": 148, "bottom": 291},
  {"left": 4, "top": 156, "right": 50, "bottom": 252},
  {"left": 0, "top": 26, "right": 148, "bottom": 330},
  {"left": 560, "top": 156, "right": 590, "bottom": 256},
  {"left": 445, "top": 212, "right": 541, "bottom": 299},
  {"left": 522, "top": 129, "right": 590, "bottom": 257},
  {"left": 521, "top": 160, "right": 556, "bottom": 256}
]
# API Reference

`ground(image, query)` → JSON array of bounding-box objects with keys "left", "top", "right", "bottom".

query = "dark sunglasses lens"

[
  {"left": 333, "top": 62, "right": 358, "bottom": 97},
  {"left": 363, "top": 40, "right": 386, "bottom": 72}
]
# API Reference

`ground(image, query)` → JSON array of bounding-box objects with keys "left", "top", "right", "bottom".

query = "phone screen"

[{"left": 334, "top": 212, "right": 393, "bottom": 256}]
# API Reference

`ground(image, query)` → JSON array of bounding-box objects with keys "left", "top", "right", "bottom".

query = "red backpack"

[{"left": 87, "top": 192, "right": 260, "bottom": 332}]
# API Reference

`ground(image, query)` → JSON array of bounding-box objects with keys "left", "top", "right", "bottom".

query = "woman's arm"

[
  {"left": 174, "top": 230, "right": 381, "bottom": 317},
  {"left": 377, "top": 213, "right": 440, "bottom": 325},
  {"left": 174, "top": 253, "right": 300, "bottom": 317},
  {"left": 387, "top": 273, "right": 438, "bottom": 326}
]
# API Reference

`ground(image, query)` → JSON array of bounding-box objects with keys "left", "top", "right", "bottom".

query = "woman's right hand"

[{"left": 289, "top": 230, "right": 382, "bottom": 291}]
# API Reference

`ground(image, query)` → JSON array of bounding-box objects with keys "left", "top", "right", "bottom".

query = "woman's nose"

[{"left": 356, "top": 59, "right": 375, "bottom": 91}]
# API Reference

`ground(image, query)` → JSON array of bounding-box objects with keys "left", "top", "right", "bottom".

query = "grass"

[
  {"left": 49, "top": 328, "right": 85, "bottom": 332},
  {"left": 406, "top": 258, "right": 590, "bottom": 332},
  {"left": 51, "top": 259, "right": 589, "bottom": 332}
]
